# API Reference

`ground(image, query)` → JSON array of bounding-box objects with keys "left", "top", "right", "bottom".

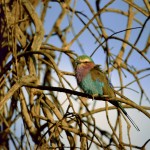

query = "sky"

[{"left": 35, "top": 0, "right": 150, "bottom": 149}]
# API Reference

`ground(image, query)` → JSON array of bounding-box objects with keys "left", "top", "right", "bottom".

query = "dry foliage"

[{"left": 0, "top": 0, "right": 150, "bottom": 149}]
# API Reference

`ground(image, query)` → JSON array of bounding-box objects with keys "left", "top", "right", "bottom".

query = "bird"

[{"left": 75, "top": 55, "right": 140, "bottom": 131}]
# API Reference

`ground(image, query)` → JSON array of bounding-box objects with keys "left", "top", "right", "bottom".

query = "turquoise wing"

[{"left": 79, "top": 72, "right": 104, "bottom": 96}]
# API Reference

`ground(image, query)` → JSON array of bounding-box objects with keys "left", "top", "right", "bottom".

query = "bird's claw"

[
  {"left": 91, "top": 94, "right": 99, "bottom": 100},
  {"left": 91, "top": 94, "right": 109, "bottom": 100},
  {"left": 101, "top": 95, "right": 109, "bottom": 98}
]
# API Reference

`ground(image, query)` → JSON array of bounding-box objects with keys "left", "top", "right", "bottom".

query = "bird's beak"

[
  {"left": 74, "top": 59, "right": 81, "bottom": 69},
  {"left": 75, "top": 59, "right": 81, "bottom": 66}
]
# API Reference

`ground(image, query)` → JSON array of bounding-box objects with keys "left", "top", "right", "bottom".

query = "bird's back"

[{"left": 90, "top": 65, "right": 115, "bottom": 98}]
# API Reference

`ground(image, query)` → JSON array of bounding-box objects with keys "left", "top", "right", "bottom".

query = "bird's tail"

[{"left": 111, "top": 101, "right": 140, "bottom": 131}]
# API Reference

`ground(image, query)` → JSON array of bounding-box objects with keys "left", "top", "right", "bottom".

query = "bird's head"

[
  {"left": 75, "top": 55, "right": 94, "bottom": 66},
  {"left": 75, "top": 55, "right": 95, "bottom": 82}
]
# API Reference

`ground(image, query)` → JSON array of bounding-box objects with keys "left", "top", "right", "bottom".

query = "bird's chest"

[{"left": 79, "top": 73, "right": 104, "bottom": 96}]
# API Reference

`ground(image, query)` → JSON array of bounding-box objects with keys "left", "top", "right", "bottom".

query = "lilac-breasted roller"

[{"left": 75, "top": 55, "right": 140, "bottom": 131}]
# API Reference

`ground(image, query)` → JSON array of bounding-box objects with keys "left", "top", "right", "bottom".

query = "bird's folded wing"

[{"left": 90, "top": 66, "right": 115, "bottom": 97}]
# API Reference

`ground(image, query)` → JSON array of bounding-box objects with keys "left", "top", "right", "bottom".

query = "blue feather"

[{"left": 79, "top": 73, "right": 104, "bottom": 96}]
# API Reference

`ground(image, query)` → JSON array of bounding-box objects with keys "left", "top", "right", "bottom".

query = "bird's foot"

[
  {"left": 91, "top": 94, "right": 99, "bottom": 100},
  {"left": 101, "top": 95, "right": 109, "bottom": 98},
  {"left": 101, "top": 95, "right": 110, "bottom": 101},
  {"left": 91, "top": 94, "right": 109, "bottom": 100}
]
